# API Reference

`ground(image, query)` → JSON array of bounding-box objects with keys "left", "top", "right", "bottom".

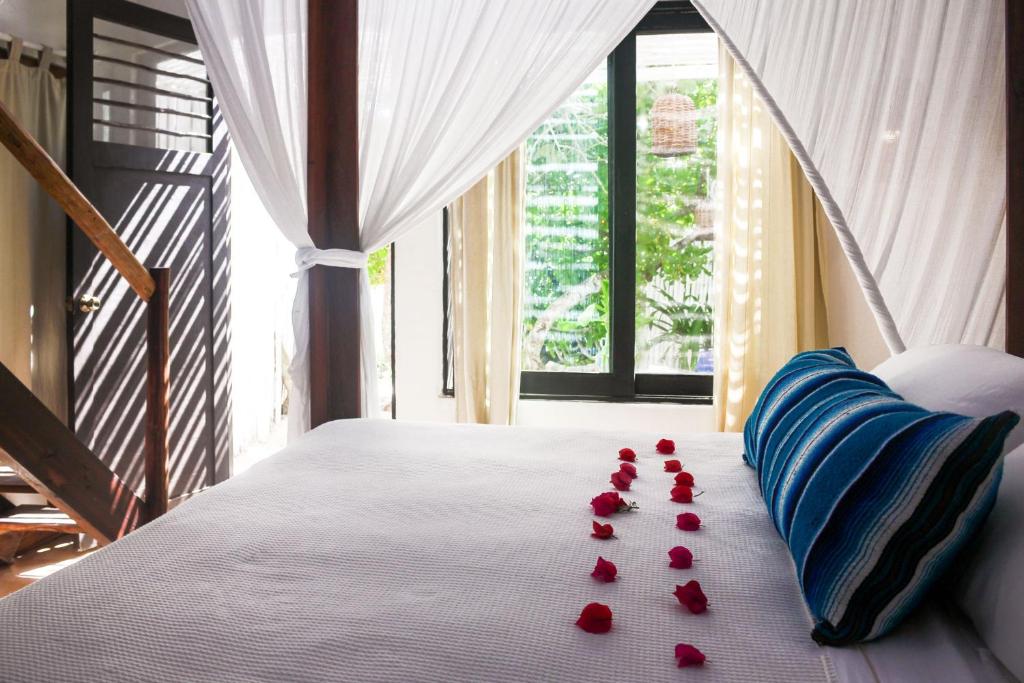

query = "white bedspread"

[{"left": 0, "top": 419, "right": 977, "bottom": 682}]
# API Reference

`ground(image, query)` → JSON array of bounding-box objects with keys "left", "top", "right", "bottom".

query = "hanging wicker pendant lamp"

[
  {"left": 694, "top": 197, "right": 715, "bottom": 231},
  {"left": 650, "top": 92, "right": 697, "bottom": 157}
]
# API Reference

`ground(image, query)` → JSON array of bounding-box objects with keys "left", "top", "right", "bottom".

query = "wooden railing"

[{"left": 0, "top": 98, "right": 169, "bottom": 542}]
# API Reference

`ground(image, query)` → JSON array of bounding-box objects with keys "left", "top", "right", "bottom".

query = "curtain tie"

[{"left": 293, "top": 246, "right": 368, "bottom": 275}]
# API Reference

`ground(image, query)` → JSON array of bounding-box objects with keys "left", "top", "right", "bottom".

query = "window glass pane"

[
  {"left": 368, "top": 246, "right": 394, "bottom": 416},
  {"left": 442, "top": 213, "right": 455, "bottom": 394},
  {"left": 635, "top": 33, "right": 717, "bottom": 375},
  {"left": 522, "top": 64, "right": 610, "bottom": 373}
]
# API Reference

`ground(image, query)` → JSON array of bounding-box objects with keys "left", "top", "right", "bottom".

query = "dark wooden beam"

[
  {"left": 1009, "top": 0, "right": 1024, "bottom": 356},
  {"left": 144, "top": 268, "right": 170, "bottom": 522},
  {"left": 307, "top": 0, "right": 362, "bottom": 426},
  {"left": 0, "top": 363, "right": 144, "bottom": 544}
]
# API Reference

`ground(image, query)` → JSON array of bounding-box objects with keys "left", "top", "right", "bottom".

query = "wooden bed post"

[
  {"left": 144, "top": 267, "right": 170, "bottom": 522},
  {"left": 306, "top": 0, "right": 363, "bottom": 427},
  {"left": 1009, "top": 0, "right": 1023, "bottom": 356}
]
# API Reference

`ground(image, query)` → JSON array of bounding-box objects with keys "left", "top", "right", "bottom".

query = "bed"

[{"left": 0, "top": 419, "right": 1013, "bottom": 682}]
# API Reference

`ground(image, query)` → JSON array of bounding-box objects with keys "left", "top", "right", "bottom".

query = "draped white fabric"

[
  {"left": 187, "top": 0, "right": 655, "bottom": 435},
  {"left": 694, "top": 0, "right": 1007, "bottom": 353},
  {"left": 184, "top": 0, "right": 315, "bottom": 437},
  {"left": 0, "top": 47, "right": 67, "bottom": 421}
]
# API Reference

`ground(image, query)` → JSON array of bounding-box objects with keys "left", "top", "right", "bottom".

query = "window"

[
  {"left": 445, "top": 1, "right": 716, "bottom": 402},
  {"left": 369, "top": 245, "right": 397, "bottom": 417}
]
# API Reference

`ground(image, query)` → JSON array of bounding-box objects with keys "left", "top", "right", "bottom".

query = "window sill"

[
  {"left": 519, "top": 393, "right": 712, "bottom": 406},
  {"left": 441, "top": 388, "right": 712, "bottom": 405}
]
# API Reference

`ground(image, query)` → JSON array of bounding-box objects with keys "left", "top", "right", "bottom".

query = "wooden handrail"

[
  {"left": 0, "top": 99, "right": 172, "bottom": 536},
  {"left": 0, "top": 99, "right": 155, "bottom": 301}
]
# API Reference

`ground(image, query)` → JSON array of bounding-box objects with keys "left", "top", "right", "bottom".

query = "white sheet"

[
  {"left": 829, "top": 602, "right": 1017, "bottom": 683},
  {"left": 0, "top": 420, "right": 1005, "bottom": 682}
]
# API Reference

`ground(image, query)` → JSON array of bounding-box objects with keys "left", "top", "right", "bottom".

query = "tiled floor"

[{"left": 0, "top": 537, "right": 95, "bottom": 599}]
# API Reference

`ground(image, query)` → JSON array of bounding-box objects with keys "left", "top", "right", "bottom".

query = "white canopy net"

[{"left": 695, "top": 0, "right": 1007, "bottom": 353}]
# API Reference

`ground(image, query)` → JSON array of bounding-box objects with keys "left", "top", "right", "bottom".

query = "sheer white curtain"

[
  {"left": 449, "top": 149, "right": 524, "bottom": 425},
  {"left": 694, "top": 0, "right": 1006, "bottom": 354},
  {"left": 186, "top": 0, "right": 655, "bottom": 436},
  {"left": 184, "top": 1, "right": 312, "bottom": 437},
  {"left": 0, "top": 44, "right": 67, "bottom": 420},
  {"left": 714, "top": 46, "right": 828, "bottom": 431}
]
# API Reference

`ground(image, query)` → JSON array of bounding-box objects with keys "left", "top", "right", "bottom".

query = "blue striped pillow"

[{"left": 744, "top": 348, "right": 1019, "bottom": 645}]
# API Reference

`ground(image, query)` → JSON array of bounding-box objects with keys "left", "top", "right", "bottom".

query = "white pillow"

[
  {"left": 874, "top": 345, "right": 1024, "bottom": 679},
  {"left": 955, "top": 444, "right": 1024, "bottom": 682},
  {"left": 872, "top": 344, "right": 1024, "bottom": 451}
]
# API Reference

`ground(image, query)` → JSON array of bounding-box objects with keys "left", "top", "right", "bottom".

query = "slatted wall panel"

[{"left": 91, "top": 18, "right": 210, "bottom": 153}]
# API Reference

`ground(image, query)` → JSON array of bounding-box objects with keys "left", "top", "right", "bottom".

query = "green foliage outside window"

[
  {"left": 522, "top": 76, "right": 610, "bottom": 371},
  {"left": 522, "top": 76, "right": 717, "bottom": 373},
  {"left": 368, "top": 247, "right": 389, "bottom": 286},
  {"left": 635, "top": 78, "right": 716, "bottom": 372}
]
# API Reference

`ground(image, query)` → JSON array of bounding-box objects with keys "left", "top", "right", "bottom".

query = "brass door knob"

[{"left": 77, "top": 294, "right": 102, "bottom": 313}]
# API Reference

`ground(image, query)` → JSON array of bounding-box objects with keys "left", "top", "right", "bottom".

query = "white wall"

[
  {"left": 817, "top": 222, "right": 891, "bottom": 370},
  {"left": 393, "top": 215, "right": 714, "bottom": 433},
  {"left": 229, "top": 147, "right": 295, "bottom": 459},
  {"left": 0, "top": 0, "right": 188, "bottom": 54},
  {"left": 393, "top": 215, "right": 456, "bottom": 423}
]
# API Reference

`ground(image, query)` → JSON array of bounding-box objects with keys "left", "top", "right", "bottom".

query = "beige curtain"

[
  {"left": 713, "top": 45, "right": 828, "bottom": 432},
  {"left": 449, "top": 148, "right": 524, "bottom": 425},
  {"left": 0, "top": 43, "right": 67, "bottom": 420}
]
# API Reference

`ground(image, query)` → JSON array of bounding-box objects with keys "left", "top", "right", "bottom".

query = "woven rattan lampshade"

[
  {"left": 694, "top": 197, "right": 715, "bottom": 230},
  {"left": 650, "top": 92, "right": 697, "bottom": 156}
]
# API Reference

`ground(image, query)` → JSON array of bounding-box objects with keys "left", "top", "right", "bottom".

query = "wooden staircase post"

[{"left": 144, "top": 268, "right": 170, "bottom": 522}]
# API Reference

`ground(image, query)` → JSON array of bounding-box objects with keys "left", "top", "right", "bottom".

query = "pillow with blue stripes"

[{"left": 743, "top": 348, "right": 1019, "bottom": 645}]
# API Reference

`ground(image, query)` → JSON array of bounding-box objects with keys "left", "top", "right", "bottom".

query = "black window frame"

[
  {"left": 442, "top": 207, "right": 455, "bottom": 396},
  {"left": 444, "top": 1, "right": 714, "bottom": 404}
]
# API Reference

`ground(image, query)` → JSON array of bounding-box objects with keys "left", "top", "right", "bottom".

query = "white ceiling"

[
  {"left": 0, "top": 0, "right": 188, "bottom": 53},
  {"left": 0, "top": 0, "right": 66, "bottom": 52},
  {"left": 133, "top": 0, "right": 189, "bottom": 19}
]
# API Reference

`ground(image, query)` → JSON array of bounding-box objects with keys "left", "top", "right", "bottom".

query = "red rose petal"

[
  {"left": 575, "top": 602, "right": 613, "bottom": 633},
  {"left": 619, "top": 462, "right": 637, "bottom": 479},
  {"left": 590, "top": 492, "right": 619, "bottom": 517},
  {"left": 668, "top": 546, "right": 693, "bottom": 569},
  {"left": 618, "top": 447, "right": 637, "bottom": 462},
  {"left": 591, "top": 491, "right": 635, "bottom": 516},
  {"left": 670, "top": 484, "right": 694, "bottom": 503},
  {"left": 677, "top": 512, "right": 701, "bottom": 530},
  {"left": 674, "top": 471, "right": 694, "bottom": 486},
  {"left": 656, "top": 438, "right": 676, "bottom": 454},
  {"left": 673, "top": 580, "right": 708, "bottom": 614},
  {"left": 610, "top": 471, "right": 631, "bottom": 491},
  {"left": 663, "top": 459, "right": 682, "bottom": 473},
  {"left": 675, "top": 643, "right": 706, "bottom": 668},
  {"left": 591, "top": 520, "right": 614, "bottom": 539},
  {"left": 591, "top": 556, "right": 618, "bottom": 583},
  {"left": 590, "top": 495, "right": 615, "bottom": 517}
]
